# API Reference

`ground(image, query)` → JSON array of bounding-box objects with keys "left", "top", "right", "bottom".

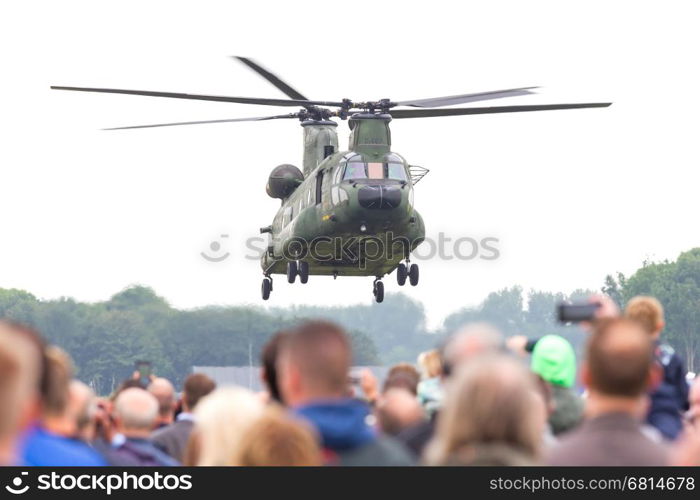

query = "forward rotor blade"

[
  {"left": 102, "top": 113, "right": 300, "bottom": 130},
  {"left": 51, "top": 86, "right": 344, "bottom": 108},
  {"left": 390, "top": 102, "right": 611, "bottom": 118},
  {"left": 233, "top": 56, "right": 308, "bottom": 101},
  {"left": 395, "top": 87, "right": 539, "bottom": 108}
]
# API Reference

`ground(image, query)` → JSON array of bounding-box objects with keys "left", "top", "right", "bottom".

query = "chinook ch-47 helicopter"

[{"left": 52, "top": 57, "right": 610, "bottom": 303}]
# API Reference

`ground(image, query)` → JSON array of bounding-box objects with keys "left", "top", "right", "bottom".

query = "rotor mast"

[{"left": 302, "top": 119, "right": 338, "bottom": 177}]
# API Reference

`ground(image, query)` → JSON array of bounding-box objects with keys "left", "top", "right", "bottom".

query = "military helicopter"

[{"left": 52, "top": 57, "right": 610, "bottom": 303}]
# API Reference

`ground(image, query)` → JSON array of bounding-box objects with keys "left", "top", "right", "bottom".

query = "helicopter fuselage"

[{"left": 261, "top": 114, "right": 425, "bottom": 279}]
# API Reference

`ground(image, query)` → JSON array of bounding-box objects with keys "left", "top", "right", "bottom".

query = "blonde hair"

[
  {"left": 625, "top": 296, "right": 664, "bottom": 336},
  {"left": 192, "top": 387, "right": 264, "bottom": 466},
  {"left": 418, "top": 350, "right": 443, "bottom": 379},
  {"left": 232, "top": 406, "right": 322, "bottom": 466},
  {"left": 425, "top": 355, "right": 541, "bottom": 465}
]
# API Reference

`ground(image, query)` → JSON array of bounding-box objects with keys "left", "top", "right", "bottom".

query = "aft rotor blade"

[
  {"left": 233, "top": 56, "right": 308, "bottom": 101},
  {"left": 390, "top": 102, "right": 612, "bottom": 118},
  {"left": 102, "top": 113, "right": 300, "bottom": 130},
  {"left": 395, "top": 87, "right": 539, "bottom": 108},
  {"left": 50, "top": 86, "right": 344, "bottom": 108}
]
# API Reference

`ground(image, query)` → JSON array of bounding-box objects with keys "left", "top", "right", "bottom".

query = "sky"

[{"left": 1, "top": 0, "right": 699, "bottom": 329}]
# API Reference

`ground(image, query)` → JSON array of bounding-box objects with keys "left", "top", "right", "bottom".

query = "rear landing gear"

[
  {"left": 261, "top": 277, "right": 272, "bottom": 300},
  {"left": 373, "top": 279, "right": 384, "bottom": 303}
]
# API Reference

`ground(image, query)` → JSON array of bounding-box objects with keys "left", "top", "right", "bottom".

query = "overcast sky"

[{"left": 1, "top": 0, "right": 698, "bottom": 328}]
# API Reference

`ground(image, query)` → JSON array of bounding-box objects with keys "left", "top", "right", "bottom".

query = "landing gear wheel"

[
  {"left": 261, "top": 278, "right": 272, "bottom": 300},
  {"left": 287, "top": 261, "right": 297, "bottom": 284},
  {"left": 373, "top": 280, "right": 384, "bottom": 303},
  {"left": 396, "top": 263, "right": 407, "bottom": 286},
  {"left": 409, "top": 263, "right": 419, "bottom": 286},
  {"left": 298, "top": 261, "right": 309, "bottom": 284}
]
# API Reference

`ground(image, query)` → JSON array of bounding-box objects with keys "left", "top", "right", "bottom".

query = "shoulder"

[
  {"left": 340, "top": 436, "right": 415, "bottom": 466},
  {"left": 152, "top": 420, "right": 191, "bottom": 439}
]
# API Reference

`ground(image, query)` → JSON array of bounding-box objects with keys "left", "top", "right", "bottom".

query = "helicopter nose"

[{"left": 357, "top": 185, "right": 402, "bottom": 210}]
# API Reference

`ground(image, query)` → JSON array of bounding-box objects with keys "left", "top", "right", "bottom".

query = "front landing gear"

[
  {"left": 373, "top": 278, "right": 384, "bottom": 303},
  {"left": 287, "top": 260, "right": 309, "bottom": 284},
  {"left": 408, "top": 263, "right": 419, "bottom": 286},
  {"left": 287, "top": 261, "right": 297, "bottom": 283},
  {"left": 396, "top": 263, "right": 407, "bottom": 286},
  {"left": 397, "top": 261, "right": 419, "bottom": 287},
  {"left": 298, "top": 261, "right": 309, "bottom": 284}
]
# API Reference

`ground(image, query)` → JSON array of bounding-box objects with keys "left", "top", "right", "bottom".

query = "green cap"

[{"left": 530, "top": 334, "right": 577, "bottom": 388}]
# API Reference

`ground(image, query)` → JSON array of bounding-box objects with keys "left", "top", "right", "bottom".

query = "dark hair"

[
  {"left": 261, "top": 332, "right": 288, "bottom": 403},
  {"left": 281, "top": 320, "right": 351, "bottom": 394},
  {"left": 183, "top": 373, "right": 216, "bottom": 410},
  {"left": 383, "top": 363, "right": 421, "bottom": 395},
  {"left": 587, "top": 318, "right": 654, "bottom": 398}
]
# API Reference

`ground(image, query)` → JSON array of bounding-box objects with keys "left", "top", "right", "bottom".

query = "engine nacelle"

[{"left": 266, "top": 164, "right": 303, "bottom": 199}]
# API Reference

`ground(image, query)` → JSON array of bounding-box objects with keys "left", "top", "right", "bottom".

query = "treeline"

[{"left": 1, "top": 248, "right": 699, "bottom": 394}]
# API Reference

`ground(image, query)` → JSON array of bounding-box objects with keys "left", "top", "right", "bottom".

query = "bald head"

[
  {"left": 114, "top": 388, "right": 159, "bottom": 434},
  {"left": 0, "top": 323, "right": 41, "bottom": 444},
  {"left": 278, "top": 321, "right": 351, "bottom": 404},
  {"left": 586, "top": 318, "right": 654, "bottom": 398},
  {"left": 68, "top": 381, "right": 94, "bottom": 432},
  {"left": 443, "top": 323, "right": 503, "bottom": 376},
  {"left": 148, "top": 377, "right": 175, "bottom": 418},
  {"left": 377, "top": 388, "right": 425, "bottom": 435}
]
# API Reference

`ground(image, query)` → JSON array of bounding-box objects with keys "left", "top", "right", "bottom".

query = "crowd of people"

[{"left": 1, "top": 294, "right": 699, "bottom": 466}]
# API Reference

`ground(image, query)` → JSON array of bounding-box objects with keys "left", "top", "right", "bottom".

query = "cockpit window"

[
  {"left": 344, "top": 162, "right": 367, "bottom": 180},
  {"left": 343, "top": 161, "right": 408, "bottom": 181},
  {"left": 388, "top": 163, "right": 407, "bottom": 181},
  {"left": 367, "top": 162, "right": 383, "bottom": 179}
]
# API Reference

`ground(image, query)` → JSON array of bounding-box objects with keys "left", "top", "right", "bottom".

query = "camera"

[{"left": 557, "top": 302, "right": 601, "bottom": 323}]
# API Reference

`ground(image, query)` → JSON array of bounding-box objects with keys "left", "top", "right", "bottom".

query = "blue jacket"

[
  {"left": 647, "top": 344, "right": 689, "bottom": 440},
  {"left": 295, "top": 398, "right": 414, "bottom": 466},
  {"left": 295, "top": 398, "right": 375, "bottom": 452},
  {"left": 21, "top": 426, "right": 107, "bottom": 466}
]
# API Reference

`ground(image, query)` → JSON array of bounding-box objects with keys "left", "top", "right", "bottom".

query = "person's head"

[
  {"left": 113, "top": 387, "right": 159, "bottom": 438},
  {"left": 418, "top": 349, "right": 443, "bottom": 379},
  {"left": 232, "top": 406, "right": 322, "bottom": 466},
  {"left": 383, "top": 363, "right": 421, "bottom": 395},
  {"left": 625, "top": 296, "right": 665, "bottom": 340},
  {"left": 376, "top": 388, "right": 425, "bottom": 436},
  {"left": 441, "top": 323, "right": 503, "bottom": 378},
  {"left": 260, "top": 331, "right": 288, "bottom": 403},
  {"left": 182, "top": 373, "right": 216, "bottom": 413},
  {"left": 582, "top": 318, "right": 655, "bottom": 404},
  {"left": 278, "top": 321, "right": 351, "bottom": 406},
  {"left": 192, "top": 387, "right": 264, "bottom": 466},
  {"left": 0, "top": 322, "right": 41, "bottom": 464},
  {"left": 425, "top": 354, "right": 542, "bottom": 465},
  {"left": 530, "top": 335, "right": 577, "bottom": 389},
  {"left": 70, "top": 381, "right": 96, "bottom": 440},
  {"left": 147, "top": 377, "right": 176, "bottom": 423},
  {"left": 113, "top": 378, "right": 145, "bottom": 398},
  {"left": 42, "top": 346, "right": 74, "bottom": 419}
]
